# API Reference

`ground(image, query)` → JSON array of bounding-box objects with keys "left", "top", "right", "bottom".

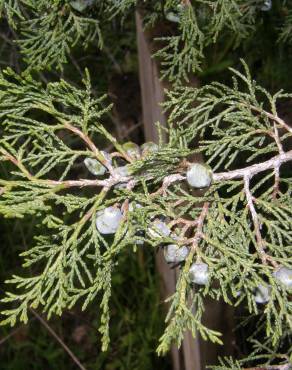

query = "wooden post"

[
  {"left": 136, "top": 12, "right": 235, "bottom": 370},
  {"left": 136, "top": 13, "right": 201, "bottom": 370}
]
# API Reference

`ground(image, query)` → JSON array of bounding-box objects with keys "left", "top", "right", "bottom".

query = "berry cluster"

[
  {"left": 84, "top": 141, "right": 158, "bottom": 178},
  {"left": 84, "top": 141, "right": 158, "bottom": 236},
  {"left": 86, "top": 142, "right": 292, "bottom": 303}
]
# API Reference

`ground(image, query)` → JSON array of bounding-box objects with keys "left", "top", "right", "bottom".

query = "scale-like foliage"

[
  {"left": 0, "top": 63, "right": 291, "bottom": 369},
  {"left": 0, "top": 1, "right": 292, "bottom": 368},
  {"left": 0, "top": 0, "right": 27, "bottom": 27},
  {"left": 1, "top": 0, "right": 292, "bottom": 81},
  {"left": 0, "top": 0, "right": 103, "bottom": 70}
]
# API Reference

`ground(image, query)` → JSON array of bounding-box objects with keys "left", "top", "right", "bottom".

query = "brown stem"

[
  {"left": 273, "top": 123, "right": 284, "bottom": 155},
  {"left": 177, "top": 202, "right": 209, "bottom": 310},
  {"left": 191, "top": 202, "right": 209, "bottom": 250},
  {"left": 244, "top": 176, "right": 267, "bottom": 265},
  {"left": 63, "top": 123, "right": 115, "bottom": 174},
  {"left": 272, "top": 165, "right": 280, "bottom": 200},
  {"left": 64, "top": 123, "right": 100, "bottom": 157},
  {"left": 151, "top": 174, "right": 185, "bottom": 197},
  {"left": 1, "top": 149, "right": 34, "bottom": 180},
  {"left": 259, "top": 108, "right": 292, "bottom": 135},
  {"left": 168, "top": 217, "right": 198, "bottom": 229},
  {"left": 213, "top": 150, "right": 292, "bottom": 182},
  {"left": 241, "top": 103, "right": 292, "bottom": 135},
  {"left": 1, "top": 148, "right": 133, "bottom": 190},
  {"left": 45, "top": 177, "right": 129, "bottom": 190},
  {"left": 272, "top": 123, "right": 283, "bottom": 199},
  {"left": 179, "top": 204, "right": 210, "bottom": 251}
]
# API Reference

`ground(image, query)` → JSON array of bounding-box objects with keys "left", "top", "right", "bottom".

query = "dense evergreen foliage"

[{"left": 0, "top": 1, "right": 292, "bottom": 369}]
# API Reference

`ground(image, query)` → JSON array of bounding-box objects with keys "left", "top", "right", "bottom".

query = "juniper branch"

[{"left": 0, "top": 63, "right": 291, "bottom": 366}]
